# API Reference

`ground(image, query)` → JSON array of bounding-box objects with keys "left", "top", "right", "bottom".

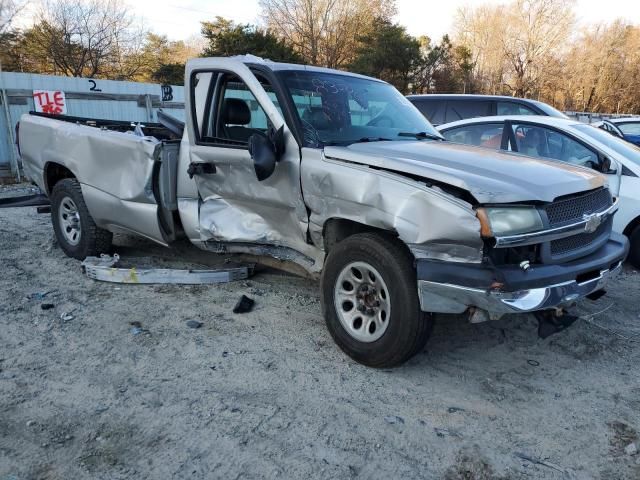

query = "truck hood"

[{"left": 323, "top": 141, "right": 605, "bottom": 203}]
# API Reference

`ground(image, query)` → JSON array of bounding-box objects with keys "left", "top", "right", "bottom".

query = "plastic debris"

[{"left": 233, "top": 295, "right": 255, "bottom": 314}]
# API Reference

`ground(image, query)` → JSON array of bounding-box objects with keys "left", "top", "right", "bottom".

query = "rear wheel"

[
  {"left": 628, "top": 225, "right": 640, "bottom": 269},
  {"left": 321, "top": 233, "right": 433, "bottom": 368},
  {"left": 51, "top": 178, "right": 112, "bottom": 260}
]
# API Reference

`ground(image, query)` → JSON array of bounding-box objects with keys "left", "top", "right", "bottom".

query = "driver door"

[{"left": 186, "top": 62, "right": 310, "bottom": 255}]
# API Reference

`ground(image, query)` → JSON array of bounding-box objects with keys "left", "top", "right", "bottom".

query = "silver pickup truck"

[{"left": 18, "top": 56, "right": 629, "bottom": 367}]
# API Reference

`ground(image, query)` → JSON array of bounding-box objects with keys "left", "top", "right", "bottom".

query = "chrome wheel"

[
  {"left": 334, "top": 261, "right": 391, "bottom": 343},
  {"left": 58, "top": 196, "right": 81, "bottom": 246}
]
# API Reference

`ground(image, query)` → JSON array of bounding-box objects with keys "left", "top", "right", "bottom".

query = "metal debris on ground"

[
  {"left": 186, "top": 320, "right": 202, "bottom": 329},
  {"left": 233, "top": 295, "right": 255, "bottom": 314},
  {"left": 60, "top": 312, "right": 74, "bottom": 322},
  {"left": 81, "top": 254, "right": 253, "bottom": 284}
]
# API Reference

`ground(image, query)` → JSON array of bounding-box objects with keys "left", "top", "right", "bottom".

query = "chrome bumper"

[{"left": 418, "top": 260, "right": 623, "bottom": 319}]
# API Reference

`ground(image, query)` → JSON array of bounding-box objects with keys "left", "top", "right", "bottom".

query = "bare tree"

[
  {"left": 26, "top": 0, "right": 146, "bottom": 78},
  {"left": 454, "top": 0, "right": 574, "bottom": 98},
  {"left": 259, "top": 0, "right": 395, "bottom": 68},
  {"left": 0, "top": 0, "right": 24, "bottom": 34}
]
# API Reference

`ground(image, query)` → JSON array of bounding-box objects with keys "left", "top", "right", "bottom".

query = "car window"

[
  {"left": 497, "top": 101, "right": 537, "bottom": 115},
  {"left": 510, "top": 123, "right": 599, "bottom": 168},
  {"left": 617, "top": 122, "right": 640, "bottom": 135},
  {"left": 412, "top": 99, "right": 446, "bottom": 125},
  {"left": 441, "top": 123, "right": 504, "bottom": 149},
  {"left": 575, "top": 123, "right": 640, "bottom": 167},
  {"left": 444, "top": 100, "right": 491, "bottom": 123},
  {"left": 281, "top": 71, "right": 440, "bottom": 147}
]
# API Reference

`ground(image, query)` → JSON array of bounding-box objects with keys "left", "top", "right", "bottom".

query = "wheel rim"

[
  {"left": 334, "top": 261, "right": 391, "bottom": 343},
  {"left": 58, "top": 196, "right": 81, "bottom": 246}
]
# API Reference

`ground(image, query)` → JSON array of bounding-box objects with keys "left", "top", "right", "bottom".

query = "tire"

[
  {"left": 50, "top": 178, "right": 112, "bottom": 260},
  {"left": 628, "top": 225, "right": 640, "bottom": 269},
  {"left": 321, "top": 233, "right": 433, "bottom": 368}
]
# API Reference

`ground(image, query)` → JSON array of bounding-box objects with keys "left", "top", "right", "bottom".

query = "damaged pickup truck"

[{"left": 18, "top": 56, "right": 629, "bottom": 367}]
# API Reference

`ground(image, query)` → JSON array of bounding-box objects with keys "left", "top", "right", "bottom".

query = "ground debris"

[
  {"left": 233, "top": 295, "right": 255, "bottom": 314},
  {"left": 384, "top": 415, "right": 404, "bottom": 425}
]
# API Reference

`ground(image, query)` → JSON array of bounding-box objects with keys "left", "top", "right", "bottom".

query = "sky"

[{"left": 18, "top": 0, "right": 640, "bottom": 42}]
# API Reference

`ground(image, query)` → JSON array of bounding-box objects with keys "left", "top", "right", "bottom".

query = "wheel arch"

[
  {"left": 623, "top": 215, "right": 640, "bottom": 237},
  {"left": 44, "top": 162, "right": 77, "bottom": 196},
  {"left": 322, "top": 217, "right": 405, "bottom": 254}
]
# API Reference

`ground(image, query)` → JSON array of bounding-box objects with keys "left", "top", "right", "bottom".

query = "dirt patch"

[{"left": 1, "top": 197, "right": 640, "bottom": 479}]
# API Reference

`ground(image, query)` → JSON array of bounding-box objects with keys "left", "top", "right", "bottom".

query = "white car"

[{"left": 437, "top": 115, "right": 640, "bottom": 267}]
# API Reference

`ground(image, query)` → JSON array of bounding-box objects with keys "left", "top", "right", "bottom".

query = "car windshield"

[
  {"left": 278, "top": 70, "right": 442, "bottom": 147},
  {"left": 574, "top": 123, "right": 640, "bottom": 166}
]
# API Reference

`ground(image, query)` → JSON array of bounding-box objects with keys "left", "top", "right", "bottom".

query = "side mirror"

[{"left": 249, "top": 134, "right": 277, "bottom": 181}]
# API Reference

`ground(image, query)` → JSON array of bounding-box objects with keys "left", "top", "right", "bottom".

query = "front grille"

[
  {"left": 544, "top": 188, "right": 612, "bottom": 226},
  {"left": 550, "top": 221, "right": 609, "bottom": 256}
]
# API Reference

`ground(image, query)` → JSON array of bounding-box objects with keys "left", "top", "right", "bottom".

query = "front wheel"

[
  {"left": 321, "top": 233, "right": 433, "bottom": 368},
  {"left": 51, "top": 178, "right": 113, "bottom": 260}
]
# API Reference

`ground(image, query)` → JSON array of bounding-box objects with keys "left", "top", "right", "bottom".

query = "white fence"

[{"left": 0, "top": 72, "right": 185, "bottom": 180}]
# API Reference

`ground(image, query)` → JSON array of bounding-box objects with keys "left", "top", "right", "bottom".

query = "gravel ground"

[{"left": 1, "top": 184, "right": 640, "bottom": 479}]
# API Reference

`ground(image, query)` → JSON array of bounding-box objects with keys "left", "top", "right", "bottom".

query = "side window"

[
  {"left": 441, "top": 123, "right": 504, "bottom": 149},
  {"left": 510, "top": 124, "right": 599, "bottom": 168},
  {"left": 191, "top": 71, "right": 281, "bottom": 146},
  {"left": 618, "top": 123, "right": 640, "bottom": 135},
  {"left": 445, "top": 100, "right": 491, "bottom": 123},
  {"left": 413, "top": 100, "right": 445, "bottom": 125},
  {"left": 497, "top": 101, "right": 537, "bottom": 115}
]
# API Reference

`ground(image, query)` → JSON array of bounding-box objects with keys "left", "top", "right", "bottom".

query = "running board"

[{"left": 81, "top": 254, "right": 253, "bottom": 284}]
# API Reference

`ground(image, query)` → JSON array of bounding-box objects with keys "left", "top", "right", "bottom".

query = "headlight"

[{"left": 476, "top": 207, "right": 544, "bottom": 237}]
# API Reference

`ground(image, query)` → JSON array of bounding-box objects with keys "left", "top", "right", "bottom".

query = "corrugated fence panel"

[{"left": 0, "top": 72, "right": 185, "bottom": 173}]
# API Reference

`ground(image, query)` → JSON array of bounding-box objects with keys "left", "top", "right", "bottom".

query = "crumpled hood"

[{"left": 323, "top": 141, "right": 605, "bottom": 203}]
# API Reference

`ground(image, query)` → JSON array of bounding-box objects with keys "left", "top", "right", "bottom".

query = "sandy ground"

[{"left": 1, "top": 184, "right": 640, "bottom": 480}]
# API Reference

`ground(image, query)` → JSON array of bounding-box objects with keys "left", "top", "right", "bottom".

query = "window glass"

[
  {"left": 191, "top": 71, "right": 282, "bottom": 146},
  {"left": 617, "top": 122, "right": 640, "bottom": 135},
  {"left": 441, "top": 123, "right": 504, "bottom": 149},
  {"left": 444, "top": 100, "right": 491, "bottom": 123},
  {"left": 412, "top": 99, "right": 446, "bottom": 125},
  {"left": 511, "top": 124, "right": 599, "bottom": 168},
  {"left": 497, "top": 101, "right": 537, "bottom": 115},
  {"left": 280, "top": 70, "right": 441, "bottom": 147},
  {"left": 576, "top": 123, "right": 640, "bottom": 167}
]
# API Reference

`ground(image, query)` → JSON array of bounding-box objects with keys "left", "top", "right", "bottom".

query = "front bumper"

[{"left": 417, "top": 232, "right": 629, "bottom": 318}]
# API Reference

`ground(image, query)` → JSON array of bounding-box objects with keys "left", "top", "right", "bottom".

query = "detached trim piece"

[
  {"left": 0, "top": 193, "right": 49, "bottom": 208},
  {"left": 81, "top": 254, "right": 253, "bottom": 284}
]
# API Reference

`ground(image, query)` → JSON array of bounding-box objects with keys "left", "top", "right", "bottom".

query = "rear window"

[{"left": 444, "top": 100, "right": 491, "bottom": 123}]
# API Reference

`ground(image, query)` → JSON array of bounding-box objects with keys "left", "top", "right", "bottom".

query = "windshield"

[
  {"left": 278, "top": 70, "right": 442, "bottom": 147},
  {"left": 574, "top": 123, "right": 640, "bottom": 166}
]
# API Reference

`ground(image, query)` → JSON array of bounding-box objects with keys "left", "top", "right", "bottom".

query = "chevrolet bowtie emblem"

[{"left": 583, "top": 213, "right": 602, "bottom": 233}]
